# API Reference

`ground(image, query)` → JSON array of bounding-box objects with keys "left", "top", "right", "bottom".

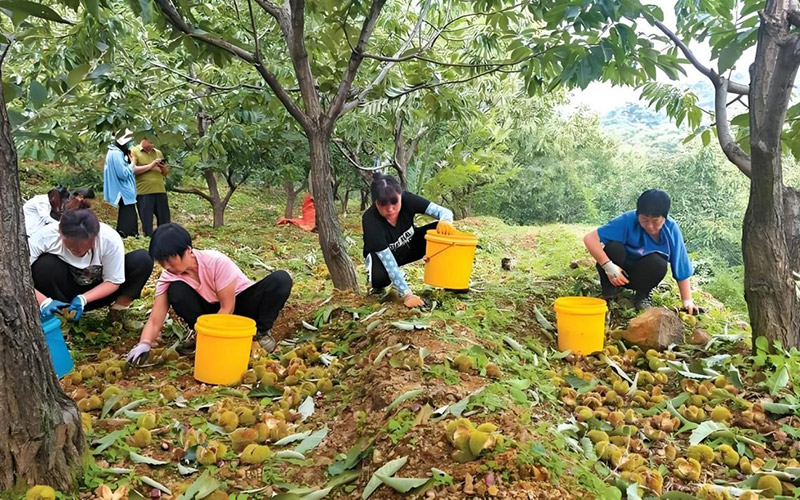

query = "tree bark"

[
  {"left": 742, "top": 0, "right": 800, "bottom": 348},
  {"left": 0, "top": 57, "right": 84, "bottom": 491},
  {"left": 203, "top": 170, "right": 226, "bottom": 228},
  {"left": 360, "top": 188, "right": 369, "bottom": 211},
  {"left": 308, "top": 131, "right": 359, "bottom": 290},
  {"left": 284, "top": 180, "right": 298, "bottom": 218}
]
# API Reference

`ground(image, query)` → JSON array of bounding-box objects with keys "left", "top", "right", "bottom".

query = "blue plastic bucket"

[{"left": 42, "top": 316, "right": 73, "bottom": 378}]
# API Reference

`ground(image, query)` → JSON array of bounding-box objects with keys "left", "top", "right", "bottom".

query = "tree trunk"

[
  {"left": 0, "top": 61, "right": 84, "bottom": 490},
  {"left": 742, "top": 0, "right": 800, "bottom": 348},
  {"left": 308, "top": 131, "right": 359, "bottom": 290},
  {"left": 203, "top": 170, "right": 225, "bottom": 228},
  {"left": 284, "top": 181, "right": 298, "bottom": 218},
  {"left": 341, "top": 189, "right": 350, "bottom": 216},
  {"left": 361, "top": 189, "right": 369, "bottom": 211}
]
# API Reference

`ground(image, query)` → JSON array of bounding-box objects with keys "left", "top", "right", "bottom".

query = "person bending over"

[
  {"left": 126, "top": 223, "right": 293, "bottom": 365},
  {"left": 583, "top": 189, "right": 699, "bottom": 313},
  {"left": 31, "top": 202, "right": 154, "bottom": 320},
  {"left": 362, "top": 173, "right": 456, "bottom": 308},
  {"left": 24, "top": 187, "right": 95, "bottom": 237}
]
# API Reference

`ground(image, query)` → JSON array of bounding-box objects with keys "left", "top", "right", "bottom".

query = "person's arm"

[
  {"left": 425, "top": 202, "right": 454, "bottom": 222},
  {"left": 375, "top": 249, "right": 424, "bottom": 307},
  {"left": 139, "top": 293, "right": 170, "bottom": 344},
  {"left": 130, "top": 152, "right": 161, "bottom": 175},
  {"left": 127, "top": 293, "right": 169, "bottom": 365},
  {"left": 216, "top": 280, "right": 237, "bottom": 314},
  {"left": 584, "top": 230, "right": 629, "bottom": 286},
  {"left": 677, "top": 279, "right": 698, "bottom": 314},
  {"left": 81, "top": 281, "right": 121, "bottom": 304}
]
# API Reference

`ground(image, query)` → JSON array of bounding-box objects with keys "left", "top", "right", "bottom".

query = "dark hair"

[
  {"left": 59, "top": 207, "right": 100, "bottom": 240},
  {"left": 636, "top": 189, "right": 671, "bottom": 218},
  {"left": 370, "top": 173, "right": 402, "bottom": 206},
  {"left": 115, "top": 140, "right": 132, "bottom": 159},
  {"left": 72, "top": 188, "right": 95, "bottom": 199},
  {"left": 149, "top": 223, "right": 193, "bottom": 262}
]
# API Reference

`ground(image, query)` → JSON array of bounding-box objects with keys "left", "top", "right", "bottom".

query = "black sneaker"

[
  {"left": 176, "top": 329, "right": 197, "bottom": 355},
  {"left": 369, "top": 287, "right": 386, "bottom": 296},
  {"left": 634, "top": 291, "right": 653, "bottom": 311},
  {"left": 256, "top": 330, "right": 277, "bottom": 352}
]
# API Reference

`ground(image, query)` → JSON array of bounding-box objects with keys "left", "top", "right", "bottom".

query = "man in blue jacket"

[
  {"left": 104, "top": 129, "right": 149, "bottom": 238},
  {"left": 583, "top": 189, "right": 699, "bottom": 314}
]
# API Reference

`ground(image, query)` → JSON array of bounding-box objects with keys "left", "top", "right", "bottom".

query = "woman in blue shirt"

[{"left": 583, "top": 189, "right": 699, "bottom": 313}]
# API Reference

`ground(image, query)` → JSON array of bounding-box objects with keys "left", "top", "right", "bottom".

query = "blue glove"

[
  {"left": 68, "top": 295, "right": 87, "bottom": 321},
  {"left": 40, "top": 298, "right": 68, "bottom": 319}
]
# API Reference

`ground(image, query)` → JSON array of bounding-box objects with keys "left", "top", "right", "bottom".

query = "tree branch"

[
  {"left": 715, "top": 78, "right": 752, "bottom": 178},
  {"left": 153, "top": 0, "right": 257, "bottom": 63},
  {"left": 247, "top": 0, "right": 262, "bottom": 63},
  {"left": 153, "top": 0, "right": 309, "bottom": 128},
  {"left": 150, "top": 62, "right": 263, "bottom": 91},
  {"left": 789, "top": 9, "right": 800, "bottom": 30},
  {"left": 172, "top": 186, "right": 214, "bottom": 202},
  {"left": 333, "top": 138, "right": 391, "bottom": 172},
  {"left": 253, "top": 0, "right": 282, "bottom": 19},
  {"left": 326, "top": 0, "right": 389, "bottom": 125},
  {"left": 652, "top": 19, "right": 750, "bottom": 95},
  {"left": 0, "top": 40, "right": 12, "bottom": 68},
  {"left": 352, "top": 0, "right": 432, "bottom": 106}
]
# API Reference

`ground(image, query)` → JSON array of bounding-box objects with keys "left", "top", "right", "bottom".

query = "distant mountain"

[{"left": 599, "top": 80, "right": 720, "bottom": 152}]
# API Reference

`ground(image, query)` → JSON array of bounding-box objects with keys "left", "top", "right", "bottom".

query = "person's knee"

[
  {"left": 273, "top": 270, "right": 293, "bottom": 299},
  {"left": 167, "top": 281, "right": 194, "bottom": 304},
  {"left": 31, "top": 254, "right": 64, "bottom": 284},
  {"left": 642, "top": 253, "right": 668, "bottom": 275},
  {"left": 603, "top": 241, "right": 627, "bottom": 263},
  {"left": 127, "top": 249, "right": 154, "bottom": 274}
]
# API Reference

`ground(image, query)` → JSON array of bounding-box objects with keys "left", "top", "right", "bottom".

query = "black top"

[{"left": 362, "top": 191, "right": 432, "bottom": 259}]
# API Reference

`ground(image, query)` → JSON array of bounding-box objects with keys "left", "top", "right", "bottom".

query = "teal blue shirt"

[
  {"left": 103, "top": 143, "right": 137, "bottom": 207},
  {"left": 597, "top": 211, "right": 694, "bottom": 281}
]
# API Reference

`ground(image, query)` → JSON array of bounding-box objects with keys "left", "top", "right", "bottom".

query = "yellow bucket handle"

[{"left": 424, "top": 241, "right": 456, "bottom": 263}]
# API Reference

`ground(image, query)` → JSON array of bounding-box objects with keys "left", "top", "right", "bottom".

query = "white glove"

[{"left": 601, "top": 261, "right": 622, "bottom": 279}]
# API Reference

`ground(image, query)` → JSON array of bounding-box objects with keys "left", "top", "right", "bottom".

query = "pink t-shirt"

[{"left": 155, "top": 249, "right": 254, "bottom": 303}]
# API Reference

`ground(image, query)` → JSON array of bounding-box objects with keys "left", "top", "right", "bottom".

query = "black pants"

[
  {"left": 117, "top": 200, "right": 139, "bottom": 238},
  {"left": 137, "top": 193, "right": 171, "bottom": 237},
  {"left": 597, "top": 241, "right": 668, "bottom": 296},
  {"left": 167, "top": 270, "right": 293, "bottom": 333},
  {"left": 32, "top": 250, "right": 154, "bottom": 310},
  {"left": 366, "top": 222, "right": 437, "bottom": 288}
]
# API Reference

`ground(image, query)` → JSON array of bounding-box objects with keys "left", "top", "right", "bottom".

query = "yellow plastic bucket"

[
  {"left": 423, "top": 229, "right": 478, "bottom": 289},
  {"left": 194, "top": 314, "right": 256, "bottom": 385},
  {"left": 553, "top": 297, "right": 608, "bottom": 355}
]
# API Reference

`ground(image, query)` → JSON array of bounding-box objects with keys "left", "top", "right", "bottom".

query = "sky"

[{"left": 566, "top": 0, "right": 757, "bottom": 115}]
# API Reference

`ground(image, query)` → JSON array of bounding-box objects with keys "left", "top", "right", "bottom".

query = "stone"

[
  {"left": 622, "top": 307, "right": 684, "bottom": 351},
  {"left": 690, "top": 328, "right": 711, "bottom": 345},
  {"left": 569, "top": 258, "right": 596, "bottom": 269},
  {"left": 501, "top": 257, "right": 515, "bottom": 271}
]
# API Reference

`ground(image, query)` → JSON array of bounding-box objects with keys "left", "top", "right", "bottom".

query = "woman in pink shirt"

[{"left": 126, "top": 223, "right": 292, "bottom": 365}]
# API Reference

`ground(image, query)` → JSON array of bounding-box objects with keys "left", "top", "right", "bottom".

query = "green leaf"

[
  {"left": 762, "top": 402, "right": 800, "bottom": 415},
  {"left": 248, "top": 385, "right": 282, "bottom": 398},
  {"left": 92, "top": 429, "right": 126, "bottom": 454},
  {"left": 177, "top": 470, "right": 220, "bottom": 500},
  {"left": 67, "top": 64, "right": 90, "bottom": 87},
  {"left": 533, "top": 306, "right": 554, "bottom": 330},
  {"left": 82, "top": 0, "right": 99, "bottom": 18},
  {"left": 276, "top": 450, "right": 306, "bottom": 460},
  {"left": 141, "top": 476, "right": 172, "bottom": 495},
  {"left": 295, "top": 426, "right": 328, "bottom": 454},
  {"left": 362, "top": 456, "right": 408, "bottom": 499},
  {"left": 689, "top": 421, "right": 729, "bottom": 445},
  {"left": 112, "top": 398, "right": 148, "bottom": 418},
  {"left": 101, "top": 393, "right": 124, "bottom": 418},
  {"left": 386, "top": 388, "right": 424, "bottom": 411},
  {"left": 299, "top": 487, "right": 332, "bottom": 500},
  {"left": 273, "top": 430, "right": 312, "bottom": 446},
  {"left": 129, "top": 451, "right": 169, "bottom": 465},
  {"left": 177, "top": 463, "right": 198, "bottom": 475},
  {"left": 767, "top": 365, "right": 790, "bottom": 395},
  {"left": 718, "top": 44, "right": 741, "bottom": 73},
  {"left": 0, "top": 1, "right": 73, "bottom": 24},
  {"left": 28, "top": 80, "right": 47, "bottom": 109},
  {"left": 372, "top": 474, "right": 428, "bottom": 493}
]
